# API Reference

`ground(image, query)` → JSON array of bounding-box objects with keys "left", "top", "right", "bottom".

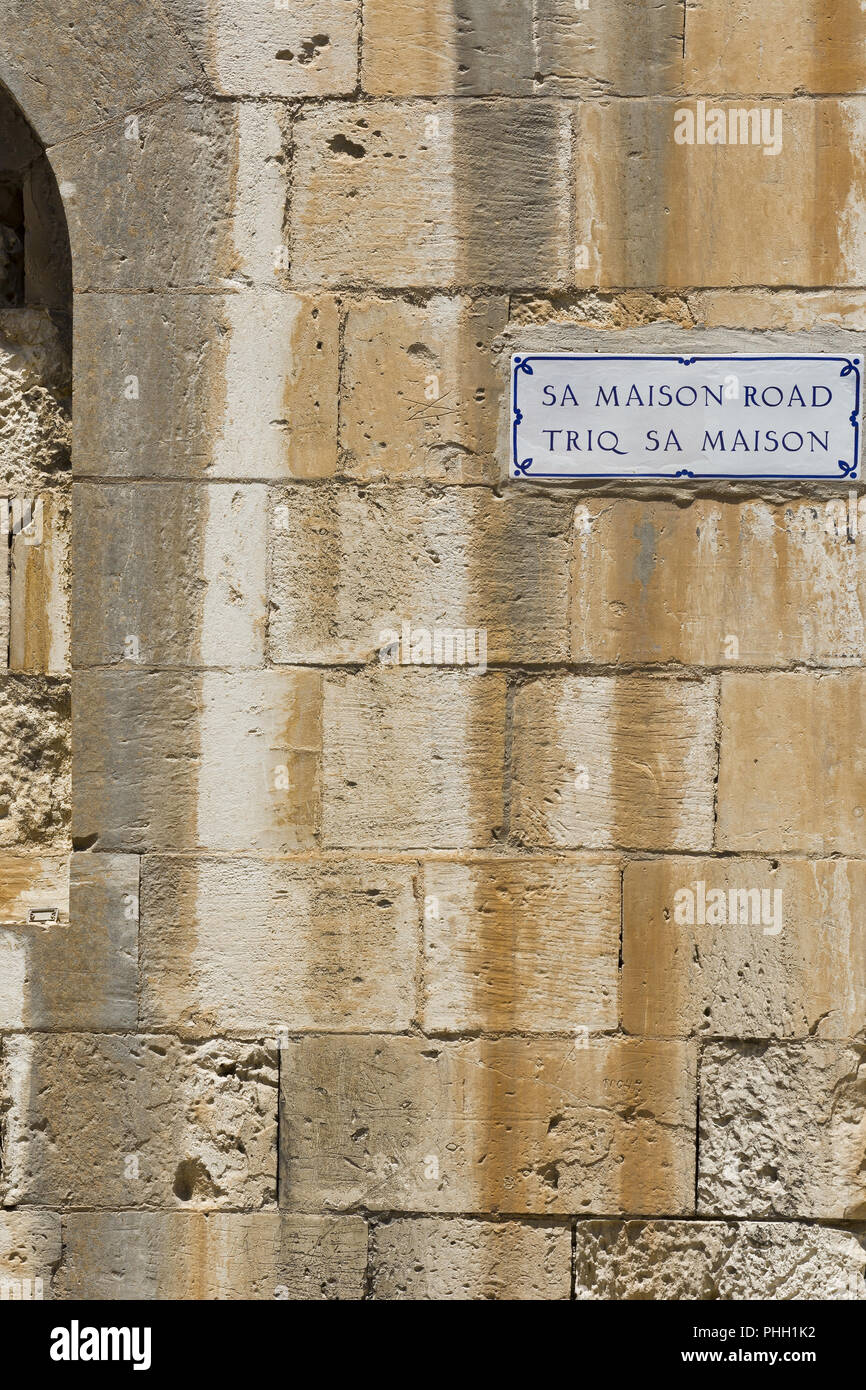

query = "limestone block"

[
  {"left": 72, "top": 669, "right": 321, "bottom": 853},
  {"left": 622, "top": 858, "right": 866, "bottom": 1039},
  {"left": 72, "top": 482, "right": 266, "bottom": 668},
  {"left": 361, "top": 0, "right": 534, "bottom": 96},
  {"left": 10, "top": 489, "right": 70, "bottom": 674},
  {"left": 0, "top": 308, "right": 70, "bottom": 489},
  {"left": 574, "top": 99, "right": 866, "bottom": 289},
  {"left": 165, "top": 0, "right": 358, "bottom": 98},
  {"left": 0, "top": 1210, "right": 61, "bottom": 1300},
  {"left": 0, "top": 0, "right": 198, "bottom": 144},
  {"left": 0, "top": 851, "right": 137, "bottom": 1029},
  {"left": 0, "top": 675, "right": 70, "bottom": 849},
  {"left": 230, "top": 102, "right": 293, "bottom": 289},
  {"left": 0, "top": 853, "right": 69, "bottom": 925},
  {"left": 510, "top": 676, "right": 717, "bottom": 850},
  {"left": 362, "top": 0, "right": 687, "bottom": 98},
  {"left": 268, "top": 485, "right": 570, "bottom": 664},
  {"left": 140, "top": 855, "right": 417, "bottom": 1032},
  {"left": 422, "top": 858, "right": 620, "bottom": 1032},
  {"left": 535, "top": 0, "right": 686, "bottom": 96},
  {"left": 58, "top": 1212, "right": 366, "bottom": 1300},
  {"left": 717, "top": 671, "right": 866, "bottom": 854},
  {"left": 74, "top": 291, "right": 337, "bottom": 479},
  {"left": 685, "top": 0, "right": 866, "bottom": 96},
  {"left": 322, "top": 670, "right": 506, "bottom": 849},
  {"left": 49, "top": 97, "right": 240, "bottom": 292},
  {"left": 291, "top": 101, "right": 571, "bottom": 288},
  {"left": 340, "top": 295, "right": 507, "bottom": 482},
  {"left": 571, "top": 499, "right": 866, "bottom": 666},
  {"left": 575, "top": 1220, "right": 866, "bottom": 1300},
  {"left": 370, "top": 1217, "right": 571, "bottom": 1300},
  {"left": 280, "top": 1035, "right": 695, "bottom": 1214},
  {"left": 509, "top": 289, "right": 695, "bottom": 329},
  {"left": 690, "top": 289, "right": 866, "bottom": 332},
  {"left": 698, "top": 1041, "right": 866, "bottom": 1219},
  {"left": 0, "top": 1034, "right": 277, "bottom": 1209}
]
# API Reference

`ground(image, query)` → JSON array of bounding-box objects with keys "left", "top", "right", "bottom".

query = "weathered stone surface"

[
  {"left": 510, "top": 676, "right": 717, "bottom": 850},
  {"left": 58, "top": 1212, "right": 366, "bottom": 1300},
  {"left": 0, "top": 676, "right": 70, "bottom": 848},
  {"left": 575, "top": 1220, "right": 866, "bottom": 1300},
  {"left": 517, "top": 287, "right": 866, "bottom": 335},
  {"left": 72, "top": 482, "right": 266, "bottom": 667},
  {"left": 292, "top": 102, "right": 571, "bottom": 287},
  {"left": 422, "top": 858, "right": 619, "bottom": 1032},
  {"left": 0, "top": 1210, "right": 61, "bottom": 1299},
  {"left": 280, "top": 1036, "right": 695, "bottom": 1214},
  {"left": 50, "top": 97, "right": 239, "bottom": 291},
  {"left": 685, "top": 0, "right": 866, "bottom": 96},
  {"left": 699, "top": 1041, "right": 866, "bottom": 1219},
  {"left": 74, "top": 291, "right": 337, "bottom": 479},
  {"left": 322, "top": 670, "right": 506, "bottom": 849},
  {"left": 0, "top": 852, "right": 137, "bottom": 1029},
  {"left": 0, "top": 0, "right": 198, "bottom": 145},
  {"left": 370, "top": 1217, "right": 570, "bottom": 1299},
  {"left": 623, "top": 858, "right": 866, "bottom": 1039},
  {"left": 574, "top": 99, "right": 866, "bottom": 289},
  {"left": 0, "top": 852, "right": 68, "bottom": 925},
  {"left": 509, "top": 288, "right": 694, "bottom": 329},
  {"left": 690, "top": 288, "right": 866, "bottom": 332},
  {"left": 230, "top": 102, "right": 293, "bottom": 289},
  {"left": 362, "top": 0, "right": 534, "bottom": 96},
  {"left": 0, "top": 308, "right": 70, "bottom": 487},
  {"left": 10, "top": 489, "right": 69, "bottom": 674},
  {"left": 340, "top": 295, "right": 507, "bottom": 482},
  {"left": 72, "top": 669, "right": 321, "bottom": 853},
  {"left": 166, "top": 0, "right": 358, "bottom": 98},
  {"left": 269, "top": 485, "right": 570, "bottom": 665},
  {"left": 0, "top": 1034, "right": 277, "bottom": 1209},
  {"left": 571, "top": 499, "right": 866, "bottom": 666},
  {"left": 362, "top": 0, "right": 687, "bottom": 98},
  {"left": 536, "top": 0, "right": 685, "bottom": 96},
  {"left": 140, "top": 855, "right": 417, "bottom": 1032},
  {"left": 718, "top": 671, "right": 866, "bottom": 854},
  {"left": 6, "top": 0, "right": 864, "bottom": 1306}
]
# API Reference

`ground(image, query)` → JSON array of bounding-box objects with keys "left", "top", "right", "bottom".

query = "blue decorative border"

[{"left": 511, "top": 354, "right": 862, "bottom": 481}]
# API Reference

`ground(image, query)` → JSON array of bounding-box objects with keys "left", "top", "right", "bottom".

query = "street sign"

[{"left": 510, "top": 353, "right": 861, "bottom": 481}]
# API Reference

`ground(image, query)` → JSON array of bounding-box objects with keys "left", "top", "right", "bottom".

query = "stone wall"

[{"left": 0, "top": 0, "right": 865, "bottom": 1300}]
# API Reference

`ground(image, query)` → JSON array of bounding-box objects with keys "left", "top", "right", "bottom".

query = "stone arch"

[
  {"left": 0, "top": 2, "right": 294, "bottom": 1286},
  {"left": 0, "top": 74, "right": 72, "bottom": 1041}
]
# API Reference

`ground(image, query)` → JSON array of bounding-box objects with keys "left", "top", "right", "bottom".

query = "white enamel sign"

[{"left": 510, "top": 354, "right": 861, "bottom": 481}]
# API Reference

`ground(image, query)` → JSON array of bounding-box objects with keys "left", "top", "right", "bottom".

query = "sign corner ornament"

[{"left": 511, "top": 353, "right": 862, "bottom": 482}]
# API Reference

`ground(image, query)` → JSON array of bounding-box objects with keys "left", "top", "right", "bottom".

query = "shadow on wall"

[{"left": 0, "top": 83, "right": 71, "bottom": 311}]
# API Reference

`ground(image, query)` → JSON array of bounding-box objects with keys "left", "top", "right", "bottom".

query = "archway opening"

[{"left": 0, "top": 78, "right": 72, "bottom": 1027}]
